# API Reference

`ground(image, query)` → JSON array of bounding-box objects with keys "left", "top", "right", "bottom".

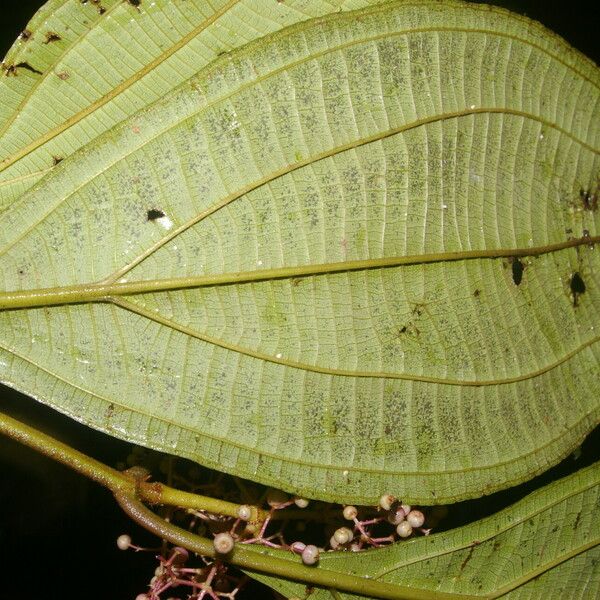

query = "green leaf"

[
  {"left": 0, "top": 0, "right": 598, "bottom": 504},
  {"left": 0, "top": 0, "right": 386, "bottom": 208},
  {"left": 246, "top": 460, "right": 600, "bottom": 599}
]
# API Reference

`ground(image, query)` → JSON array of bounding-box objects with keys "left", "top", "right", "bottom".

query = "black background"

[{"left": 0, "top": 2, "right": 598, "bottom": 599}]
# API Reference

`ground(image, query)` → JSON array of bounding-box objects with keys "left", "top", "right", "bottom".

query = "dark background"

[{"left": 0, "top": 1, "right": 598, "bottom": 599}]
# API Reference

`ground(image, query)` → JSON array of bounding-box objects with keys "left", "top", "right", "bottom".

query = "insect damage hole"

[
  {"left": 44, "top": 32, "right": 62, "bottom": 44},
  {"left": 511, "top": 258, "right": 524, "bottom": 286},
  {"left": 570, "top": 272, "right": 586, "bottom": 306},
  {"left": 147, "top": 208, "right": 165, "bottom": 221},
  {"left": 146, "top": 208, "right": 173, "bottom": 230}
]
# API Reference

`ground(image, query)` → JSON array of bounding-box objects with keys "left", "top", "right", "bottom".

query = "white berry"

[
  {"left": 379, "top": 494, "right": 396, "bottom": 511},
  {"left": 396, "top": 521, "right": 413, "bottom": 538},
  {"left": 333, "top": 526, "right": 354, "bottom": 545},
  {"left": 301, "top": 544, "right": 320, "bottom": 565},
  {"left": 237, "top": 505, "right": 252, "bottom": 521},
  {"left": 291, "top": 541, "right": 306, "bottom": 554},
  {"left": 407, "top": 509, "right": 425, "bottom": 528},
  {"left": 116, "top": 534, "right": 131, "bottom": 550},
  {"left": 213, "top": 532, "right": 235, "bottom": 554},
  {"left": 343, "top": 505, "right": 358, "bottom": 520},
  {"left": 294, "top": 497, "right": 309, "bottom": 508},
  {"left": 387, "top": 510, "right": 405, "bottom": 525}
]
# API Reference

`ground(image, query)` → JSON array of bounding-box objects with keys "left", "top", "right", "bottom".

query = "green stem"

[{"left": 0, "top": 410, "right": 264, "bottom": 520}]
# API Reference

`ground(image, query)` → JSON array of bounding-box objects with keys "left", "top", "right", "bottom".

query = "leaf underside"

[
  {"left": 246, "top": 460, "right": 600, "bottom": 599},
  {"left": 0, "top": 0, "right": 598, "bottom": 504}
]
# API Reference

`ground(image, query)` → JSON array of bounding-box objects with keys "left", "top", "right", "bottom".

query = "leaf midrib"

[{"left": 1, "top": 234, "right": 597, "bottom": 309}]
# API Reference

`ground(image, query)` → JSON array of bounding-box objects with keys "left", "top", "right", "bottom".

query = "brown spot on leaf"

[
  {"left": 458, "top": 545, "right": 475, "bottom": 574},
  {"left": 44, "top": 31, "right": 62, "bottom": 44},
  {"left": 52, "top": 156, "right": 63, "bottom": 166},
  {"left": 19, "top": 30, "right": 32, "bottom": 41},
  {"left": 56, "top": 71, "right": 70, "bottom": 80},
  {"left": 473, "top": 289, "right": 481, "bottom": 297}
]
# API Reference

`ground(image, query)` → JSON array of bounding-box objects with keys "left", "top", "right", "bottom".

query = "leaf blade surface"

[{"left": 0, "top": 0, "right": 598, "bottom": 504}]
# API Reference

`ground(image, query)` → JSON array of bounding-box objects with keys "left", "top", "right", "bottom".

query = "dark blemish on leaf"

[
  {"left": 147, "top": 208, "right": 166, "bottom": 221},
  {"left": 459, "top": 545, "right": 475, "bottom": 574},
  {"left": 19, "top": 30, "right": 32, "bottom": 41},
  {"left": 511, "top": 258, "right": 524, "bottom": 286},
  {"left": 17, "top": 62, "right": 43, "bottom": 75},
  {"left": 56, "top": 71, "right": 70, "bottom": 80},
  {"left": 44, "top": 31, "right": 62, "bottom": 44},
  {"left": 399, "top": 325, "right": 407, "bottom": 334},
  {"left": 3, "top": 62, "right": 43, "bottom": 76},
  {"left": 52, "top": 156, "right": 63, "bottom": 166},
  {"left": 570, "top": 272, "right": 586, "bottom": 306},
  {"left": 473, "top": 289, "right": 480, "bottom": 297},
  {"left": 574, "top": 512, "right": 581, "bottom": 529},
  {"left": 80, "top": 0, "right": 105, "bottom": 12},
  {"left": 580, "top": 187, "right": 598, "bottom": 211},
  {"left": 291, "top": 278, "right": 302, "bottom": 286},
  {"left": 127, "top": 0, "right": 142, "bottom": 6}
]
